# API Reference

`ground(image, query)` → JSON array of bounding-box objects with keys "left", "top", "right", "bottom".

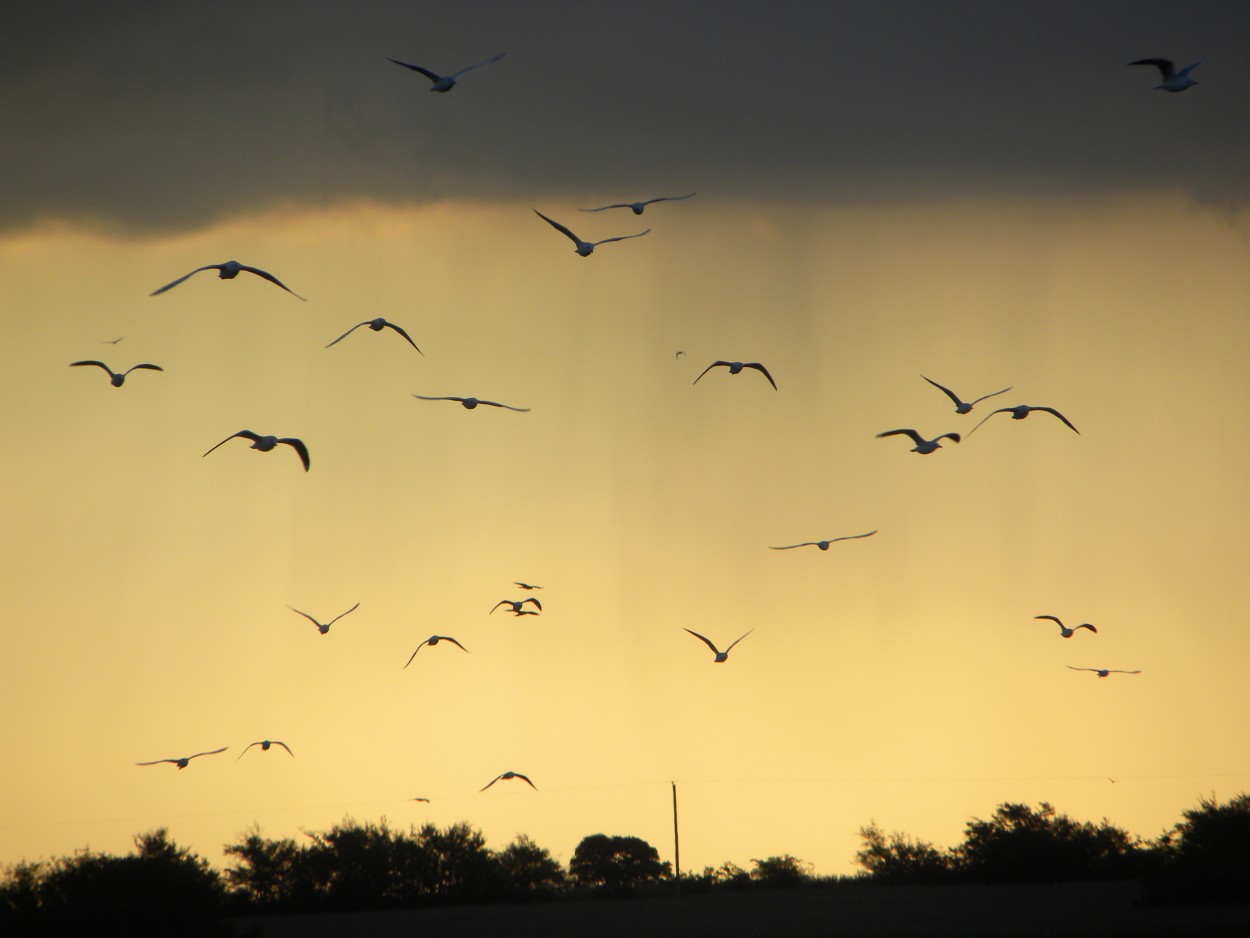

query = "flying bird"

[
  {"left": 150, "top": 260, "right": 305, "bottom": 299},
  {"left": 481, "top": 771, "right": 536, "bottom": 791},
  {"left": 684, "top": 628, "right": 752, "bottom": 663},
  {"left": 70, "top": 360, "right": 163, "bottom": 387},
  {"left": 579, "top": 192, "right": 697, "bottom": 215},
  {"left": 388, "top": 52, "right": 506, "bottom": 92},
  {"left": 136, "top": 747, "right": 227, "bottom": 769},
  {"left": 675, "top": 351, "right": 686, "bottom": 359},
  {"left": 204, "top": 430, "right": 310, "bottom": 471},
  {"left": 103, "top": 337, "right": 124, "bottom": 344},
  {"left": 1067, "top": 666, "right": 1141, "bottom": 678},
  {"left": 1035, "top": 615, "right": 1097, "bottom": 638},
  {"left": 238, "top": 740, "right": 294, "bottom": 759},
  {"left": 968, "top": 405, "right": 1079, "bottom": 437},
  {"left": 1129, "top": 58, "right": 1201, "bottom": 92},
  {"left": 693, "top": 360, "right": 778, "bottom": 390},
  {"left": 326, "top": 318, "right": 423, "bottom": 354},
  {"left": 288, "top": 602, "right": 360, "bottom": 635},
  {"left": 411, "top": 796, "right": 431, "bottom": 803},
  {"left": 404, "top": 635, "right": 469, "bottom": 668},
  {"left": 770, "top": 531, "right": 877, "bottom": 551},
  {"left": 514, "top": 582, "right": 543, "bottom": 591},
  {"left": 413, "top": 394, "right": 529, "bottom": 412},
  {"left": 533, "top": 209, "right": 650, "bottom": 257},
  {"left": 491, "top": 598, "right": 541, "bottom": 614},
  {"left": 921, "top": 375, "right": 1012, "bottom": 414},
  {"left": 876, "top": 428, "right": 960, "bottom": 454}
]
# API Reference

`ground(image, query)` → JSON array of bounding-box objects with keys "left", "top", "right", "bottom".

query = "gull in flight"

[
  {"left": 693, "top": 360, "right": 778, "bottom": 390},
  {"left": 968, "top": 405, "right": 1079, "bottom": 437},
  {"left": 876, "top": 428, "right": 960, "bottom": 454},
  {"left": 514, "top": 582, "right": 543, "bottom": 591},
  {"left": 288, "top": 602, "right": 359, "bottom": 635},
  {"left": 413, "top": 394, "right": 529, "bottom": 412},
  {"left": 492, "top": 598, "right": 542, "bottom": 614},
  {"left": 150, "top": 260, "right": 305, "bottom": 300},
  {"left": 579, "top": 192, "right": 697, "bottom": 215},
  {"left": 1068, "top": 666, "right": 1141, "bottom": 678},
  {"left": 404, "top": 635, "right": 469, "bottom": 668},
  {"left": 921, "top": 375, "right": 1012, "bottom": 414},
  {"left": 204, "top": 431, "right": 310, "bottom": 472},
  {"left": 675, "top": 351, "right": 686, "bottom": 359},
  {"left": 1129, "top": 58, "right": 1201, "bottom": 92},
  {"left": 326, "top": 318, "right": 423, "bottom": 354},
  {"left": 684, "top": 628, "right": 752, "bottom": 663},
  {"left": 481, "top": 771, "right": 536, "bottom": 791},
  {"left": 136, "top": 747, "right": 227, "bottom": 769},
  {"left": 533, "top": 209, "right": 650, "bottom": 257},
  {"left": 770, "top": 531, "right": 877, "bottom": 551},
  {"left": 70, "top": 360, "right": 163, "bottom": 387},
  {"left": 103, "top": 337, "right": 124, "bottom": 345},
  {"left": 1035, "top": 615, "right": 1097, "bottom": 638},
  {"left": 238, "top": 740, "right": 294, "bottom": 759},
  {"left": 387, "top": 52, "right": 506, "bottom": 92},
  {"left": 411, "top": 796, "right": 431, "bottom": 803}
]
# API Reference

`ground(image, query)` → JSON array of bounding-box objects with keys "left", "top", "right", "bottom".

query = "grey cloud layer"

[{"left": 3, "top": 1, "right": 1247, "bottom": 234}]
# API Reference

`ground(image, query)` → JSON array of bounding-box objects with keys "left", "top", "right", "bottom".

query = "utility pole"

[{"left": 672, "top": 780, "right": 681, "bottom": 896}]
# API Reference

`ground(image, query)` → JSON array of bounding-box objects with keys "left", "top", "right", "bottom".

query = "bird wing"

[
  {"left": 273, "top": 741, "right": 294, "bottom": 756},
  {"left": 514, "top": 773, "right": 537, "bottom": 789},
  {"left": 937, "top": 432, "right": 961, "bottom": 444},
  {"left": 203, "top": 430, "right": 258, "bottom": 458},
  {"left": 325, "top": 322, "right": 369, "bottom": 347},
  {"left": 70, "top": 360, "right": 115, "bottom": 377},
  {"left": 278, "top": 438, "right": 311, "bottom": 472},
  {"left": 684, "top": 628, "right": 721, "bottom": 654},
  {"left": 1035, "top": 407, "right": 1080, "bottom": 434},
  {"left": 876, "top": 429, "right": 925, "bottom": 445},
  {"left": 533, "top": 209, "right": 581, "bottom": 245},
  {"left": 968, "top": 386, "right": 1012, "bottom": 406},
  {"left": 124, "top": 364, "right": 164, "bottom": 375},
  {"left": 287, "top": 605, "right": 323, "bottom": 628},
  {"left": 450, "top": 51, "right": 506, "bottom": 79},
  {"left": 382, "top": 321, "right": 423, "bottom": 354},
  {"left": 921, "top": 375, "right": 964, "bottom": 408},
  {"left": 1177, "top": 61, "right": 1202, "bottom": 77},
  {"left": 693, "top": 361, "right": 730, "bottom": 385},
  {"left": 413, "top": 395, "right": 461, "bottom": 403},
  {"left": 404, "top": 641, "right": 429, "bottom": 669},
  {"left": 1035, "top": 615, "right": 1065, "bottom": 628},
  {"left": 966, "top": 409, "right": 1009, "bottom": 437},
  {"left": 1066, "top": 666, "right": 1097, "bottom": 672},
  {"left": 839, "top": 530, "right": 877, "bottom": 541},
  {"left": 150, "top": 265, "right": 219, "bottom": 296},
  {"left": 188, "top": 747, "right": 228, "bottom": 760},
  {"left": 480, "top": 774, "right": 503, "bottom": 791},
  {"left": 489, "top": 601, "right": 510, "bottom": 614},
  {"left": 725, "top": 629, "right": 754, "bottom": 653},
  {"left": 1110, "top": 669, "right": 1142, "bottom": 674},
  {"left": 387, "top": 58, "right": 443, "bottom": 83},
  {"left": 578, "top": 203, "right": 631, "bottom": 212},
  {"left": 769, "top": 543, "right": 807, "bottom": 550},
  {"left": 442, "top": 636, "right": 469, "bottom": 652},
  {"left": 478, "top": 399, "right": 530, "bottom": 411},
  {"left": 1129, "top": 58, "right": 1176, "bottom": 78},
  {"left": 135, "top": 758, "right": 180, "bottom": 766},
  {"left": 745, "top": 362, "right": 778, "bottom": 390},
  {"left": 524, "top": 598, "right": 542, "bottom": 610},
  {"left": 1076, "top": 624, "right": 1098, "bottom": 633},
  {"left": 591, "top": 229, "right": 651, "bottom": 246},
  {"left": 651, "top": 192, "right": 696, "bottom": 204},
  {"left": 239, "top": 265, "right": 305, "bottom": 300},
  {"left": 237, "top": 742, "right": 261, "bottom": 760},
  {"left": 327, "top": 602, "right": 360, "bottom": 626}
]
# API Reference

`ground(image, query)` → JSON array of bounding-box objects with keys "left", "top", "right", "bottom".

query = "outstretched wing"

[
  {"left": 150, "top": 265, "right": 219, "bottom": 296},
  {"left": 480, "top": 774, "right": 503, "bottom": 791},
  {"left": 968, "top": 386, "right": 1012, "bottom": 407},
  {"left": 1035, "top": 615, "right": 1065, "bottom": 628},
  {"left": 1128, "top": 58, "right": 1176, "bottom": 79},
  {"left": 237, "top": 742, "right": 262, "bottom": 760},
  {"left": 441, "top": 636, "right": 469, "bottom": 653},
  {"left": 1035, "top": 407, "right": 1080, "bottom": 435},
  {"left": 478, "top": 399, "right": 531, "bottom": 412},
  {"left": 188, "top": 747, "right": 228, "bottom": 761},
  {"left": 967, "top": 409, "right": 1010, "bottom": 437},
  {"left": 287, "top": 605, "right": 322, "bottom": 629},
  {"left": 325, "top": 322, "right": 369, "bottom": 348},
  {"left": 450, "top": 52, "right": 506, "bottom": 79},
  {"left": 921, "top": 375, "right": 964, "bottom": 408},
  {"left": 387, "top": 58, "right": 443, "bottom": 83},
  {"left": 124, "top": 363, "right": 164, "bottom": 375},
  {"left": 203, "top": 430, "right": 258, "bottom": 458},
  {"left": 745, "top": 362, "right": 777, "bottom": 390},
  {"left": 413, "top": 395, "right": 463, "bottom": 403},
  {"left": 533, "top": 209, "right": 581, "bottom": 245},
  {"left": 724, "top": 629, "right": 754, "bottom": 653},
  {"left": 591, "top": 229, "right": 650, "bottom": 247},
  {"left": 769, "top": 543, "right": 809, "bottom": 550},
  {"left": 382, "top": 321, "right": 424, "bottom": 354},
  {"left": 648, "top": 192, "right": 696, "bottom": 205},
  {"left": 70, "top": 360, "right": 115, "bottom": 377},
  {"left": 876, "top": 428, "right": 925, "bottom": 445},
  {"left": 683, "top": 628, "right": 720, "bottom": 654},
  {"left": 693, "top": 361, "right": 730, "bottom": 386},
  {"left": 278, "top": 438, "right": 311, "bottom": 472},
  {"left": 239, "top": 265, "right": 305, "bottom": 300},
  {"left": 327, "top": 602, "right": 360, "bottom": 626},
  {"left": 513, "top": 772, "right": 537, "bottom": 789},
  {"left": 404, "top": 640, "right": 431, "bottom": 669},
  {"left": 578, "top": 202, "right": 632, "bottom": 213}
]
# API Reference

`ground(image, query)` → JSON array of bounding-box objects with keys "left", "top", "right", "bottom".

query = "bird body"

[
  {"left": 1129, "top": 58, "right": 1201, "bottom": 92},
  {"left": 533, "top": 209, "right": 649, "bottom": 256},
  {"left": 1035, "top": 615, "right": 1097, "bottom": 638},
  {"left": 693, "top": 360, "right": 777, "bottom": 390},
  {"left": 579, "top": 192, "right": 696, "bottom": 215},
  {"left": 238, "top": 740, "right": 293, "bottom": 759},
  {"left": 150, "top": 261, "right": 304, "bottom": 299},
  {"left": 876, "top": 428, "right": 960, "bottom": 454},
  {"left": 413, "top": 394, "right": 529, "bottom": 412},
  {"left": 388, "top": 52, "right": 505, "bottom": 92},
  {"left": 969, "top": 405, "right": 1079, "bottom": 437},
  {"left": 921, "top": 375, "right": 1011, "bottom": 414},
  {"left": 204, "top": 430, "right": 310, "bottom": 471},
  {"left": 684, "top": 628, "right": 752, "bottom": 663},
  {"left": 288, "top": 602, "right": 359, "bottom": 635},
  {"left": 136, "top": 747, "right": 227, "bottom": 769},
  {"left": 70, "top": 360, "right": 162, "bottom": 387},
  {"left": 770, "top": 531, "right": 877, "bottom": 551},
  {"left": 481, "top": 771, "right": 536, "bottom": 791},
  {"left": 405, "top": 635, "right": 469, "bottom": 668},
  {"left": 326, "top": 318, "right": 422, "bottom": 353}
]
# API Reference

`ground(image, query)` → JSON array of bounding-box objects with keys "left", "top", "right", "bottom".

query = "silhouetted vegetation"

[
  {"left": 569, "top": 834, "right": 671, "bottom": 894},
  {"left": 855, "top": 822, "right": 952, "bottom": 884},
  {"left": 1145, "top": 793, "right": 1250, "bottom": 905}
]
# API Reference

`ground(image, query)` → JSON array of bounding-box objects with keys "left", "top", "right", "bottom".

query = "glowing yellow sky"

[{"left": 2, "top": 192, "right": 1249, "bottom": 877}]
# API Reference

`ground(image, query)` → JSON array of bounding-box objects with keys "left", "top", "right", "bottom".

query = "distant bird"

[
  {"left": 533, "top": 209, "right": 650, "bottom": 257},
  {"left": 921, "top": 375, "right": 1012, "bottom": 414},
  {"left": 103, "top": 337, "right": 124, "bottom": 344},
  {"left": 326, "top": 318, "right": 423, "bottom": 354},
  {"left": 770, "top": 531, "right": 877, "bottom": 551},
  {"left": 388, "top": 52, "right": 506, "bottom": 92},
  {"left": 510, "top": 609, "right": 540, "bottom": 617},
  {"left": 675, "top": 351, "right": 686, "bottom": 359},
  {"left": 1035, "top": 615, "right": 1097, "bottom": 638},
  {"left": 150, "top": 260, "right": 305, "bottom": 300},
  {"left": 693, "top": 360, "right": 778, "bottom": 390},
  {"left": 492, "top": 598, "right": 541, "bottom": 614},
  {"left": 411, "top": 796, "right": 431, "bottom": 803},
  {"left": 238, "top": 740, "right": 294, "bottom": 759},
  {"left": 1129, "top": 58, "right": 1201, "bottom": 92},
  {"left": 136, "top": 747, "right": 227, "bottom": 769},
  {"left": 413, "top": 394, "right": 529, "bottom": 412},
  {"left": 968, "top": 405, "right": 1079, "bottom": 437},
  {"left": 1068, "top": 666, "right": 1141, "bottom": 678},
  {"left": 204, "top": 430, "right": 310, "bottom": 471},
  {"left": 70, "top": 360, "right": 163, "bottom": 387},
  {"left": 876, "top": 428, "right": 960, "bottom": 454},
  {"left": 481, "top": 771, "right": 536, "bottom": 791},
  {"left": 404, "top": 635, "right": 469, "bottom": 668},
  {"left": 288, "top": 602, "right": 360, "bottom": 635},
  {"left": 579, "top": 192, "right": 697, "bottom": 215},
  {"left": 514, "top": 582, "right": 544, "bottom": 591},
  {"left": 684, "top": 628, "right": 752, "bottom": 663}
]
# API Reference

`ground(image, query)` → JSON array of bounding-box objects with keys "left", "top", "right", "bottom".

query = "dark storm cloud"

[{"left": 3, "top": 1, "right": 1248, "bottom": 235}]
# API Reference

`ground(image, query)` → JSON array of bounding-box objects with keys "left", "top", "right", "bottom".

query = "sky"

[{"left": 3, "top": 1, "right": 1250, "bottom": 879}]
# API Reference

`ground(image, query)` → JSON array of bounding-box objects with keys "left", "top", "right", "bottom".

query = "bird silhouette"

[
  {"left": 969, "top": 405, "right": 1079, "bottom": 437},
  {"left": 70, "top": 361, "right": 163, "bottom": 387},
  {"left": 413, "top": 395, "right": 529, "bottom": 412},
  {"left": 514, "top": 582, "right": 544, "bottom": 591},
  {"left": 1067, "top": 666, "right": 1141, "bottom": 678},
  {"left": 238, "top": 740, "right": 294, "bottom": 759},
  {"left": 136, "top": 747, "right": 227, "bottom": 769},
  {"left": 1035, "top": 615, "right": 1097, "bottom": 638},
  {"left": 288, "top": 602, "right": 359, "bottom": 635},
  {"left": 684, "top": 628, "right": 752, "bottom": 663},
  {"left": 326, "top": 318, "right": 423, "bottom": 353},
  {"left": 204, "top": 431, "right": 310, "bottom": 472},
  {"left": 533, "top": 209, "right": 650, "bottom": 256},
  {"left": 770, "top": 531, "right": 877, "bottom": 551},
  {"left": 481, "top": 771, "right": 536, "bottom": 791},
  {"left": 1129, "top": 58, "right": 1201, "bottom": 92},
  {"left": 150, "top": 260, "right": 304, "bottom": 299},
  {"left": 921, "top": 375, "right": 1012, "bottom": 414},
  {"left": 693, "top": 360, "right": 777, "bottom": 390},
  {"left": 491, "top": 598, "right": 542, "bottom": 614},
  {"left": 876, "top": 428, "right": 960, "bottom": 454},
  {"left": 579, "top": 192, "right": 696, "bottom": 215},
  {"left": 388, "top": 52, "right": 505, "bottom": 92},
  {"left": 404, "top": 635, "right": 469, "bottom": 668}
]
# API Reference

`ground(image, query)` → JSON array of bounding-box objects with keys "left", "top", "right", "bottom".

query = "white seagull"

[
  {"left": 514, "top": 582, "right": 543, "bottom": 590},
  {"left": 876, "top": 428, "right": 960, "bottom": 454},
  {"left": 1067, "top": 666, "right": 1141, "bottom": 678},
  {"left": 579, "top": 192, "right": 697, "bottom": 215},
  {"left": 1035, "top": 615, "right": 1097, "bottom": 638},
  {"left": 481, "top": 771, "right": 536, "bottom": 791},
  {"left": 921, "top": 375, "right": 1012, "bottom": 414},
  {"left": 693, "top": 360, "right": 778, "bottom": 390},
  {"left": 491, "top": 598, "right": 541, "bottom": 614},
  {"left": 388, "top": 52, "right": 506, "bottom": 92},
  {"left": 770, "top": 531, "right": 877, "bottom": 551},
  {"left": 326, "top": 318, "right": 423, "bottom": 354},
  {"left": 533, "top": 209, "right": 649, "bottom": 257},
  {"left": 404, "top": 635, "right": 469, "bottom": 668},
  {"left": 238, "top": 740, "right": 294, "bottom": 759},
  {"left": 150, "top": 260, "right": 305, "bottom": 300},
  {"left": 136, "top": 747, "right": 227, "bottom": 769},
  {"left": 684, "top": 628, "right": 752, "bottom": 663},
  {"left": 413, "top": 394, "right": 529, "bottom": 412},
  {"left": 70, "top": 360, "right": 163, "bottom": 387},
  {"left": 968, "top": 405, "right": 1079, "bottom": 437},
  {"left": 204, "top": 430, "right": 310, "bottom": 472},
  {"left": 1129, "top": 58, "right": 1201, "bottom": 92},
  {"left": 288, "top": 602, "right": 359, "bottom": 635}
]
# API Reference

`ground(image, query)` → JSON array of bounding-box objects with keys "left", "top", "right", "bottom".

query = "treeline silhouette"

[{"left": 3, "top": 792, "right": 1247, "bottom": 933}]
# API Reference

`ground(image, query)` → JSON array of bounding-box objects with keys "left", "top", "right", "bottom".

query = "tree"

[
  {"left": 415, "top": 821, "right": 505, "bottom": 902},
  {"left": 569, "top": 834, "right": 671, "bottom": 893},
  {"left": 223, "top": 825, "right": 312, "bottom": 909},
  {"left": 1148, "top": 792, "right": 1250, "bottom": 903},
  {"left": 301, "top": 816, "right": 430, "bottom": 909},
  {"left": 749, "top": 854, "right": 813, "bottom": 887},
  {"left": 855, "top": 822, "right": 951, "bottom": 883},
  {"left": 497, "top": 834, "right": 566, "bottom": 898}
]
